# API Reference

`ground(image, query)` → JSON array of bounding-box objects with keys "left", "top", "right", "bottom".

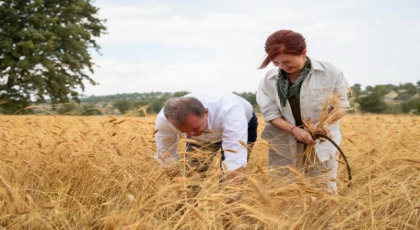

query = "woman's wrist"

[{"left": 289, "top": 125, "right": 298, "bottom": 134}]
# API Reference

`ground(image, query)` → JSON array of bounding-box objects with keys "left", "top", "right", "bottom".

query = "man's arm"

[
  {"left": 154, "top": 113, "right": 180, "bottom": 175},
  {"left": 220, "top": 106, "right": 249, "bottom": 182}
]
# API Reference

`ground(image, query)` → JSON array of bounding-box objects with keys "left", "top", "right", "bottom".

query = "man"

[{"left": 154, "top": 92, "right": 258, "bottom": 182}]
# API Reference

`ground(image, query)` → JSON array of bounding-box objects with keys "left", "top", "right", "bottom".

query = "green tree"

[
  {"left": 56, "top": 101, "right": 78, "bottom": 115},
  {"left": 357, "top": 92, "right": 387, "bottom": 113},
  {"left": 402, "top": 97, "right": 420, "bottom": 114},
  {"left": 113, "top": 99, "right": 132, "bottom": 114},
  {"left": 350, "top": 84, "right": 362, "bottom": 97},
  {"left": 172, "top": 91, "right": 190, "bottom": 97},
  {"left": 132, "top": 100, "right": 149, "bottom": 108},
  {"left": 373, "top": 85, "right": 391, "bottom": 97},
  {"left": 149, "top": 97, "right": 168, "bottom": 114},
  {"left": 79, "top": 103, "right": 102, "bottom": 116},
  {"left": 384, "top": 84, "right": 398, "bottom": 92},
  {"left": 400, "top": 83, "right": 417, "bottom": 95},
  {"left": 0, "top": 0, "right": 106, "bottom": 114},
  {"left": 365, "top": 86, "right": 374, "bottom": 92},
  {"left": 234, "top": 91, "right": 257, "bottom": 108},
  {"left": 417, "top": 81, "right": 420, "bottom": 94}
]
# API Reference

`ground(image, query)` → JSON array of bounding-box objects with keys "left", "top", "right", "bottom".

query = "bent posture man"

[{"left": 154, "top": 92, "right": 258, "bottom": 182}]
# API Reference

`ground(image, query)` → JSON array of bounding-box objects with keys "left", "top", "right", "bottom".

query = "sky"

[{"left": 83, "top": 0, "right": 420, "bottom": 96}]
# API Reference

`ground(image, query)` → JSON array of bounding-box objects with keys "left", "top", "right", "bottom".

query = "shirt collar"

[
  {"left": 311, "top": 59, "right": 324, "bottom": 71},
  {"left": 205, "top": 112, "right": 212, "bottom": 132}
]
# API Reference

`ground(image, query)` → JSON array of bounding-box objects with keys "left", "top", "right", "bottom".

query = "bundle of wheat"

[{"left": 301, "top": 94, "right": 350, "bottom": 170}]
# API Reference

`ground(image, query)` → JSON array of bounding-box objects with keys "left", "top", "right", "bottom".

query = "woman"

[{"left": 256, "top": 29, "right": 350, "bottom": 192}]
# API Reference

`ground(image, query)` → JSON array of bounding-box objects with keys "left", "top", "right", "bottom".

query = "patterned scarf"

[{"left": 276, "top": 57, "right": 312, "bottom": 107}]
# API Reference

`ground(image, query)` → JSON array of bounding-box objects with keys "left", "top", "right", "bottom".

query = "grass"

[{"left": 0, "top": 114, "right": 419, "bottom": 229}]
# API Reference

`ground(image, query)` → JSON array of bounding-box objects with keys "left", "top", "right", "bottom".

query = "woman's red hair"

[{"left": 259, "top": 30, "right": 306, "bottom": 69}]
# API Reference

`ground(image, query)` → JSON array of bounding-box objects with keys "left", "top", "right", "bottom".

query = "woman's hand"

[
  {"left": 269, "top": 118, "right": 316, "bottom": 145},
  {"left": 290, "top": 127, "right": 316, "bottom": 145}
]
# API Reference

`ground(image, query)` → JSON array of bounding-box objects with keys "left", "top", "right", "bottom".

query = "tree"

[
  {"left": 0, "top": 0, "right": 106, "bottom": 114},
  {"left": 373, "top": 85, "right": 391, "bottom": 97},
  {"left": 172, "top": 91, "right": 190, "bottom": 98},
  {"left": 350, "top": 84, "right": 362, "bottom": 97},
  {"left": 234, "top": 91, "right": 257, "bottom": 108},
  {"left": 56, "top": 101, "right": 78, "bottom": 115},
  {"left": 365, "top": 86, "right": 374, "bottom": 92},
  {"left": 357, "top": 92, "right": 387, "bottom": 113},
  {"left": 400, "top": 83, "right": 417, "bottom": 95},
  {"left": 149, "top": 97, "right": 168, "bottom": 114},
  {"left": 132, "top": 100, "right": 149, "bottom": 108},
  {"left": 384, "top": 84, "right": 398, "bottom": 92},
  {"left": 113, "top": 99, "right": 132, "bottom": 114},
  {"left": 402, "top": 97, "right": 420, "bottom": 114},
  {"left": 79, "top": 103, "right": 102, "bottom": 116},
  {"left": 417, "top": 81, "right": 420, "bottom": 94}
]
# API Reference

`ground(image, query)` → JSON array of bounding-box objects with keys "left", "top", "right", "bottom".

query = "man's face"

[{"left": 171, "top": 111, "right": 208, "bottom": 137}]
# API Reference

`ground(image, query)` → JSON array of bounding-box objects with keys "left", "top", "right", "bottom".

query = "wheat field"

[{"left": 0, "top": 114, "right": 419, "bottom": 229}]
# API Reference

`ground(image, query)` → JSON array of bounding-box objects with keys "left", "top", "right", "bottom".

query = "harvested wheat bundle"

[
  {"left": 302, "top": 94, "right": 352, "bottom": 184},
  {"left": 303, "top": 94, "right": 347, "bottom": 137}
]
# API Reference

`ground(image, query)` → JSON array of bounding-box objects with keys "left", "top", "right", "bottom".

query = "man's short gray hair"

[{"left": 163, "top": 96, "right": 206, "bottom": 126}]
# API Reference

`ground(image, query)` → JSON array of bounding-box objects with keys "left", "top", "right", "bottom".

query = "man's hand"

[
  {"left": 224, "top": 166, "right": 245, "bottom": 185},
  {"left": 164, "top": 165, "right": 182, "bottom": 178},
  {"left": 222, "top": 166, "right": 245, "bottom": 204}
]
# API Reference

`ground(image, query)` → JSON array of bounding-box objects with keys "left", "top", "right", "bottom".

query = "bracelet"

[{"left": 289, "top": 126, "right": 297, "bottom": 134}]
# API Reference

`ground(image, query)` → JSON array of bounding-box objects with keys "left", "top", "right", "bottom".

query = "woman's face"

[{"left": 272, "top": 52, "right": 306, "bottom": 75}]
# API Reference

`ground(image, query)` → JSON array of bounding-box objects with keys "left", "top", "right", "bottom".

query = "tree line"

[
  {"left": 352, "top": 82, "right": 420, "bottom": 114},
  {"left": 5, "top": 82, "right": 418, "bottom": 116},
  {"left": 35, "top": 91, "right": 256, "bottom": 116}
]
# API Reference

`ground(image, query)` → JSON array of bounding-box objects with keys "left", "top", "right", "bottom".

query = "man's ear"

[{"left": 205, "top": 108, "right": 209, "bottom": 116}]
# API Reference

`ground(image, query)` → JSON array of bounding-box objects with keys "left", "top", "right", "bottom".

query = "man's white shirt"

[{"left": 154, "top": 92, "right": 253, "bottom": 171}]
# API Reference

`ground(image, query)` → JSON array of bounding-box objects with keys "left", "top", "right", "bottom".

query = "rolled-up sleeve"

[
  {"left": 154, "top": 114, "right": 179, "bottom": 168},
  {"left": 220, "top": 106, "right": 249, "bottom": 171},
  {"left": 256, "top": 77, "right": 282, "bottom": 122},
  {"left": 334, "top": 71, "right": 350, "bottom": 108}
]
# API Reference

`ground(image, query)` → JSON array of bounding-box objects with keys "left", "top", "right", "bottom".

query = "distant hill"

[{"left": 80, "top": 92, "right": 173, "bottom": 104}]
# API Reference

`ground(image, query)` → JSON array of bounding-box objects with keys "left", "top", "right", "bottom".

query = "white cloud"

[
  {"left": 84, "top": 0, "right": 420, "bottom": 95},
  {"left": 85, "top": 58, "right": 264, "bottom": 95},
  {"left": 99, "top": 14, "right": 266, "bottom": 50},
  {"left": 99, "top": 4, "right": 171, "bottom": 19}
]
